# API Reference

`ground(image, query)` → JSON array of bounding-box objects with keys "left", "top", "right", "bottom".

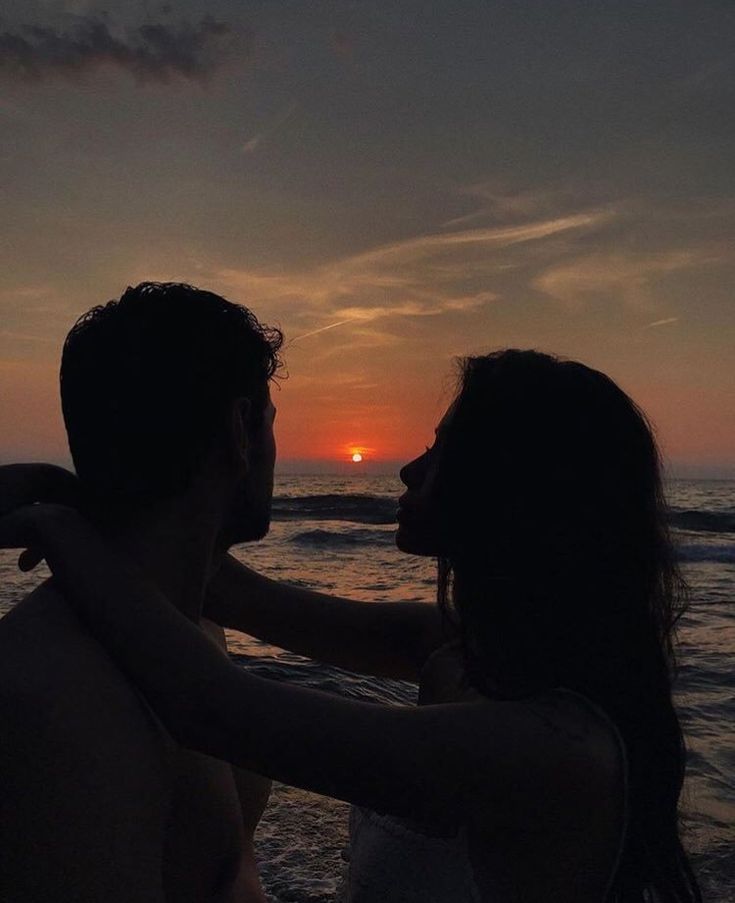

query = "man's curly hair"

[{"left": 61, "top": 282, "right": 283, "bottom": 510}]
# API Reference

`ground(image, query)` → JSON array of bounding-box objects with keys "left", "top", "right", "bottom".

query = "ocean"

[{"left": 0, "top": 475, "right": 733, "bottom": 901}]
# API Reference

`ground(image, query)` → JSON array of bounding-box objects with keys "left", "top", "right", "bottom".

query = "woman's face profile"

[{"left": 396, "top": 403, "right": 456, "bottom": 556}]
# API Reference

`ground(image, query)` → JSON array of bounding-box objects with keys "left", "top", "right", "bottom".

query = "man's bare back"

[{"left": 0, "top": 582, "right": 270, "bottom": 903}]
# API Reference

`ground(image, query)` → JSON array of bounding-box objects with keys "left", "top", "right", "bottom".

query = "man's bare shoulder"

[
  {"left": 2, "top": 579, "right": 121, "bottom": 670},
  {"left": 1, "top": 579, "right": 103, "bottom": 664},
  {"left": 1, "top": 580, "right": 171, "bottom": 732},
  {"left": 0, "top": 582, "right": 173, "bottom": 901},
  {"left": 0, "top": 580, "right": 175, "bottom": 759}
]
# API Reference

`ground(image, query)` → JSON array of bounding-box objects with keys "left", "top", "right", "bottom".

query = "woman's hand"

[
  {"left": 0, "top": 465, "right": 81, "bottom": 570},
  {"left": 0, "top": 502, "right": 85, "bottom": 572}
]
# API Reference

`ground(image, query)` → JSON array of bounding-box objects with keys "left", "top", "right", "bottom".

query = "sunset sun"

[{"left": 346, "top": 444, "right": 372, "bottom": 464}]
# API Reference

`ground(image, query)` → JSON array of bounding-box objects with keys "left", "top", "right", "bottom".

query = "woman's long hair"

[{"left": 434, "top": 350, "right": 700, "bottom": 902}]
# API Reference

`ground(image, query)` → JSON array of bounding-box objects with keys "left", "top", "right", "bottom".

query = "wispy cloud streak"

[
  {"left": 242, "top": 102, "right": 297, "bottom": 153},
  {"left": 0, "top": 15, "right": 233, "bottom": 83},
  {"left": 292, "top": 319, "right": 355, "bottom": 341},
  {"left": 534, "top": 251, "right": 705, "bottom": 308},
  {"left": 219, "top": 214, "right": 605, "bottom": 301},
  {"left": 213, "top": 212, "right": 608, "bottom": 345},
  {"left": 343, "top": 213, "right": 604, "bottom": 268}
]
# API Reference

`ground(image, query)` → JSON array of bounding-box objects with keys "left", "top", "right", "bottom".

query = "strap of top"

[{"left": 553, "top": 687, "right": 630, "bottom": 903}]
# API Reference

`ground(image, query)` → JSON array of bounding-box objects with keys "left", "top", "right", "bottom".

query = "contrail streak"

[{"left": 292, "top": 319, "right": 354, "bottom": 341}]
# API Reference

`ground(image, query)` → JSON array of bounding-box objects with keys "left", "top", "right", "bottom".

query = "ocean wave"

[
  {"left": 676, "top": 543, "right": 735, "bottom": 564},
  {"left": 670, "top": 510, "right": 735, "bottom": 534},
  {"left": 273, "top": 494, "right": 396, "bottom": 525},
  {"left": 289, "top": 527, "right": 394, "bottom": 548},
  {"left": 273, "top": 495, "right": 735, "bottom": 535}
]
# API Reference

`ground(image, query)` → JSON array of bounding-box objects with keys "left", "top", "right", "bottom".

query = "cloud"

[
  {"left": 292, "top": 319, "right": 355, "bottom": 341},
  {"left": 218, "top": 213, "right": 598, "bottom": 298},
  {"left": 341, "top": 213, "right": 603, "bottom": 269},
  {"left": 0, "top": 15, "right": 233, "bottom": 84},
  {"left": 242, "top": 102, "right": 297, "bottom": 154},
  {"left": 533, "top": 250, "right": 706, "bottom": 309},
  {"left": 208, "top": 212, "right": 606, "bottom": 350},
  {"left": 329, "top": 297, "right": 489, "bottom": 324},
  {"left": 242, "top": 136, "right": 261, "bottom": 153},
  {"left": 643, "top": 317, "right": 679, "bottom": 329},
  {"left": 443, "top": 184, "right": 568, "bottom": 228},
  {"left": 441, "top": 180, "right": 617, "bottom": 230}
]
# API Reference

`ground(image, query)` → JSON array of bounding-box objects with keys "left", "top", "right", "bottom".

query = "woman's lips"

[{"left": 396, "top": 494, "right": 414, "bottom": 523}]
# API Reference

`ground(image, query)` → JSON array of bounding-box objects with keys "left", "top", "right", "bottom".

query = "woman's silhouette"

[{"left": 0, "top": 349, "right": 701, "bottom": 902}]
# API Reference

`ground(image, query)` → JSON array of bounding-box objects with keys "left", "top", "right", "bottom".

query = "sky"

[{"left": 1, "top": 0, "right": 734, "bottom": 476}]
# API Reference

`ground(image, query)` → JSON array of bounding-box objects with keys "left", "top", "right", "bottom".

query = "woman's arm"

[
  {"left": 207, "top": 555, "right": 444, "bottom": 681},
  {"left": 0, "top": 506, "right": 610, "bottom": 830},
  {"left": 0, "top": 465, "right": 444, "bottom": 680},
  {"left": 0, "top": 464, "right": 79, "bottom": 512}
]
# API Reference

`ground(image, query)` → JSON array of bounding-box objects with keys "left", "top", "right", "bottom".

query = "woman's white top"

[{"left": 338, "top": 688, "right": 628, "bottom": 903}]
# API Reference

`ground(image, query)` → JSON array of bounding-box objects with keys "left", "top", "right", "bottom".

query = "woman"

[{"left": 0, "top": 350, "right": 701, "bottom": 902}]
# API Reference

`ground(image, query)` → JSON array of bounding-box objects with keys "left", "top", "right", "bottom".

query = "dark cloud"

[{"left": 0, "top": 15, "right": 235, "bottom": 84}]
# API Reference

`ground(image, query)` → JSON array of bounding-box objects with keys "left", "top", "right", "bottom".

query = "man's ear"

[{"left": 230, "top": 397, "right": 252, "bottom": 470}]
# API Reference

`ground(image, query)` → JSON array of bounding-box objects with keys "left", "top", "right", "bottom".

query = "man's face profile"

[{"left": 219, "top": 390, "right": 277, "bottom": 548}]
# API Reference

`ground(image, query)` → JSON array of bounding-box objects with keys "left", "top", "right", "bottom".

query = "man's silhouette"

[{"left": 0, "top": 283, "right": 282, "bottom": 902}]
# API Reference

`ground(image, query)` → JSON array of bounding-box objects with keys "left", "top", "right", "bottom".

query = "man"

[{"left": 0, "top": 283, "right": 282, "bottom": 902}]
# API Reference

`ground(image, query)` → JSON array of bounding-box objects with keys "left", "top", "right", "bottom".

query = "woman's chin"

[{"left": 395, "top": 525, "right": 437, "bottom": 557}]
